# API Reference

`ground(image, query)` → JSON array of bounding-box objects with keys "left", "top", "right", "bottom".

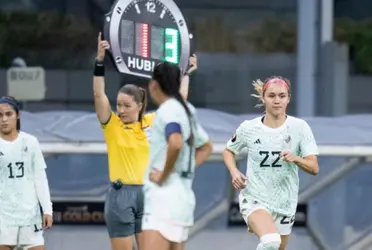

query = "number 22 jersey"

[
  {"left": 226, "top": 116, "right": 318, "bottom": 216},
  {"left": 0, "top": 132, "right": 47, "bottom": 226}
]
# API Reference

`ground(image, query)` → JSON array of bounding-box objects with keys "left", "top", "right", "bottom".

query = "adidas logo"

[{"left": 254, "top": 139, "right": 261, "bottom": 144}]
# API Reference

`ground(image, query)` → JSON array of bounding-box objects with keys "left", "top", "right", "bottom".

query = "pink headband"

[{"left": 263, "top": 78, "right": 289, "bottom": 90}]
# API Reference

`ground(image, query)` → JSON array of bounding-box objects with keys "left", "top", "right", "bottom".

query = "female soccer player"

[
  {"left": 93, "top": 33, "right": 197, "bottom": 250},
  {"left": 223, "top": 77, "right": 319, "bottom": 250},
  {"left": 0, "top": 96, "right": 53, "bottom": 250},
  {"left": 141, "top": 62, "right": 212, "bottom": 250}
]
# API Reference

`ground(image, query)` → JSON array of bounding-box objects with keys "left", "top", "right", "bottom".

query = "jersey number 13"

[{"left": 7, "top": 162, "right": 25, "bottom": 179}]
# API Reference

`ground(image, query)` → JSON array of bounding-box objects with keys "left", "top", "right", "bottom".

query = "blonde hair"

[{"left": 251, "top": 76, "right": 291, "bottom": 108}]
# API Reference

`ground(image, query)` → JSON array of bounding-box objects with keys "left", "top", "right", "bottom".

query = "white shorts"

[
  {"left": 142, "top": 182, "right": 195, "bottom": 243},
  {"left": 0, "top": 225, "right": 44, "bottom": 246},
  {"left": 239, "top": 197, "right": 295, "bottom": 235},
  {"left": 142, "top": 214, "right": 190, "bottom": 243}
]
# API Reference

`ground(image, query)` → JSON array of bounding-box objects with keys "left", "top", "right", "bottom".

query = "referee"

[{"left": 93, "top": 33, "right": 197, "bottom": 250}]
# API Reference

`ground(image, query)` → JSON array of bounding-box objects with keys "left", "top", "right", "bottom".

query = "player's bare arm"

[
  {"left": 33, "top": 139, "right": 54, "bottom": 230},
  {"left": 223, "top": 149, "right": 246, "bottom": 190},
  {"left": 195, "top": 141, "right": 212, "bottom": 167},
  {"left": 179, "top": 54, "right": 197, "bottom": 100},
  {"left": 223, "top": 148, "right": 238, "bottom": 173},
  {"left": 93, "top": 32, "right": 112, "bottom": 124},
  {"left": 286, "top": 153, "right": 319, "bottom": 175},
  {"left": 150, "top": 133, "right": 183, "bottom": 185}
]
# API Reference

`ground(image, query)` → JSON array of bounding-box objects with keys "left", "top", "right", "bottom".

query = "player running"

[
  {"left": 223, "top": 77, "right": 319, "bottom": 250},
  {"left": 93, "top": 33, "right": 197, "bottom": 250},
  {"left": 0, "top": 96, "right": 53, "bottom": 250},
  {"left": 141, "top": 62, "right": 212, "bottom": 250}
]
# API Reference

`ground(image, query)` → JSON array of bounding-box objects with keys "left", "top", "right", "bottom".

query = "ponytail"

[
  {"left": 161, "top": 62, "right": 193, "bottom": 129},
  {"left": 174, "top": 92, "right": 191, "bottom": 118},
  {"left": 138, "top": 87, "right": 148, "bottom": 128},
  {"left": 251, "top": 79, "right": 265, "bottom": 108},
  {"left": 174, "top": 92, "right": 194, "bottom": 145},
  {"left": 153, "top": 62, "right": 192, "bottom": 119},
  {"left": 152, "top": 62, "right": 195, "bottom": 178}
]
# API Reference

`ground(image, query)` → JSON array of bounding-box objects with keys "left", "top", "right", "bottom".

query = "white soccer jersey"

[
  {"left": 226, "top": 116, "right": 318, "bottom": 216},
  {"left": 143, "top": 98, "right": 209, "bottom": 226},
  {"left": 0, "top": 132, "right": 48, "bottom": 226}
]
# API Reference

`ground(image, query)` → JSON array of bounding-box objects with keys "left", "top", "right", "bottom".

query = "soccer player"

[
  {"left": 93, "top": 33, "right": 197, "bottom": 250},
  {"left": 141, "top": 62, "right": 212, "bottom": 250},
  {"left": 0, "top": 96, "right": 53, "bottom": 250},
  {"left": 223, "top": 77, "right": 319, "bottom": 250}
]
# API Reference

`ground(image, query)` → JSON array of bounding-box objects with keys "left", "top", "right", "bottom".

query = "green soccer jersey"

[
  {"left": 0, "top": 132, "right": 48, "bottom": 226},
  {"left": 227, "top": 116, "right": 318, "bottom": 216},
  {"left": 143, "top": 98, "right": 209, "bottom": 226}
]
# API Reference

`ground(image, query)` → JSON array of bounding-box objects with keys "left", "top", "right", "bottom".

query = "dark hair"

[
  {"left": 152, "top": 62, "right": 195, "bottom": 177},
  {"left": 118, "top": 84, "right": 147, "bottom": 128},
  {"left": 152, "top": 62, "right": 192, "bottom": 116},
  {"left": 0, "top": 96, "right": 20, "bottom": 130}
]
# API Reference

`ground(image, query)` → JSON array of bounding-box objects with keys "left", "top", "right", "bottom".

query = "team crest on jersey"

[
  {"left": 231, "top": 134, "right": 237, "bottom": 142},
  {"left": 284, "top": 136, "right": 291, "bottom": 144},
  {"left": 24, "top": 146, "right": 28, "bottom": 152}
]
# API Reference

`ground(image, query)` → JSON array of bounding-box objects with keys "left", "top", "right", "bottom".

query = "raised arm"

[
  {"left": 179, "top": 54, "right": 198, "bottom": 100},
  {"left": 93, "top": 32, "right": 112, "bottom": 124}
]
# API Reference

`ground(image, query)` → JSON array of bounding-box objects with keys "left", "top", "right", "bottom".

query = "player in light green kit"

[
  {"left": 0, "top": 96, "right": 53, "bottom": 250},
  {"left": 223, "top": 77, "right": 319, "bottom": 250},
  {"left": 141, "top": 62, "right": 212, "bottom": 250}
]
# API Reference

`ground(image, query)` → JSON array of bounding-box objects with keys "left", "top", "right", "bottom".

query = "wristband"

[{"left": 94, "top": 60, "right": 105, "bottom": 77}]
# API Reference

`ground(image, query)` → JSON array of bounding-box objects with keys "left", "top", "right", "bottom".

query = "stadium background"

[{"left": 2, "top": 0, "right": 372, "bottom": 249}]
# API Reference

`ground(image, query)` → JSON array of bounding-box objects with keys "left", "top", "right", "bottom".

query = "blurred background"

[{"left": 2, "top": 0, "right": 372, "bottom": 249}]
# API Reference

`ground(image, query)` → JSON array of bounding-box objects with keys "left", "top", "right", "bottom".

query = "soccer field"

[{"left": 41, "top": 225, "right": 316, "bottom": 250}]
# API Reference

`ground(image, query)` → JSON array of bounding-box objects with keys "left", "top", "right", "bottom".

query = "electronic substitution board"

[{"left": 104, "top": 0, "right": 192, "bottom": 78}]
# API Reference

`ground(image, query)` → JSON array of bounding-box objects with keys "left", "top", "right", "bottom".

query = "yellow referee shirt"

[{"left": 102, "top": 112, "right": 155, "bottom": 184}]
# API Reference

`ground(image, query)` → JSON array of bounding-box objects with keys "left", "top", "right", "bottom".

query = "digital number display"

[
  {"left": 150, "top": 25, "right": 164, "bottom": 61},
  {"left": 104, "top": 0, "right": 191, "bottom": 78},
  {"left": 164, "top": 28, "right": 179, "bottom": 64},
  {"left": 123, "top": 20, "right": 180, "bottom": 64},
  {"left": 120, "top": 20, "right": 134, "bottom": 54}
]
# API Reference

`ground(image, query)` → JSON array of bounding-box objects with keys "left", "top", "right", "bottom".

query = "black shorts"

[{"left": 104, "top": 181, "right": 144, "bottom": 238}]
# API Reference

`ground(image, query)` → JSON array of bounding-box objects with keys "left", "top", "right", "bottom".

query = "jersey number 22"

[
  {"left": 7, "top": 162, "right": 25, "bottom": 179},
  {"left": 259, "top": 151, "right": 281, "bottom": 168}
]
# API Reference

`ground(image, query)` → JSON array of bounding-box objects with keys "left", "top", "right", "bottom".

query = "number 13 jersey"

[
  {"left": 0, "top": 132, "right": 46, "bottom": 226},
  {"left": 226, "top": 116, "right": 318, "bottom": 216}
]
